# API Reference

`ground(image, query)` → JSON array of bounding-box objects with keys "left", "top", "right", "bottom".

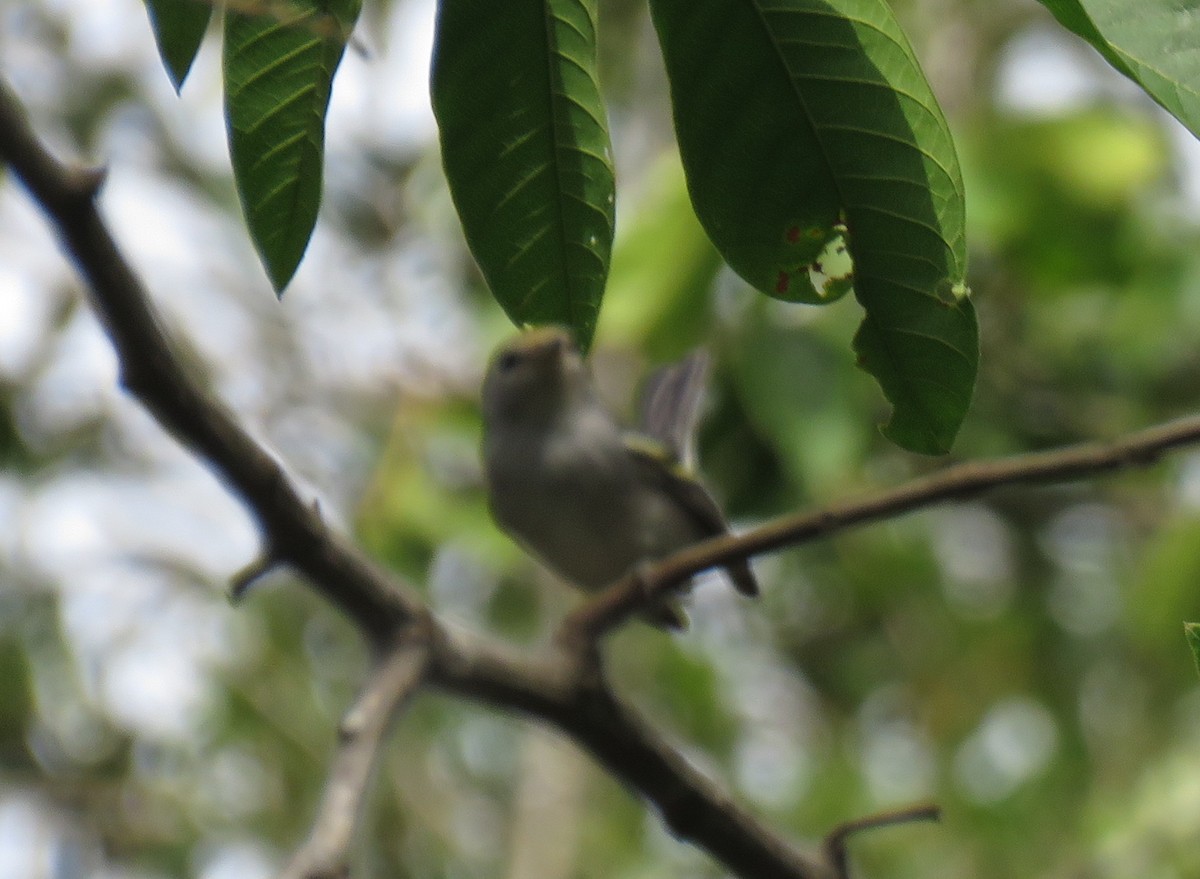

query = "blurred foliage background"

[{"left": 4, "top": 0, "right": 1200, "bottom": 877}]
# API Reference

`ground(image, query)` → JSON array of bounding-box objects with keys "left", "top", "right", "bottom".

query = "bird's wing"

[
  {"left": 637, "top": 350, "right": 710, "bottom": 468},
  {"left": 624, "top": 437, "right": 759, "bottom": 597}
]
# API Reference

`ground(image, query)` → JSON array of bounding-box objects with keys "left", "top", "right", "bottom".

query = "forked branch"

[
  {"left": 0, "top": 76, "right": 842, "bottom": 879},
  {"left": 7, "top": 73, "right": 1198, "bottom": 879}
]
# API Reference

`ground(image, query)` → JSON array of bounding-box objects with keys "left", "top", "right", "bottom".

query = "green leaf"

[
  {"left": 648, "top": 0, "right": 976, "bottom": 454},
  {"left": 224, "top": 0, "right": 360, "bottom": 294},
  {"left": 431, "top": 0, "right": 615, "bottom": 351},
  {"left": 1186, "top": 622, "right": 1200, "bottom": 679},
  {"left": 144, "top": 0, "right": 212, "bottom": 91},
  {"left": 1035, "top": 1, "right": 1136, "bottom": 80},
  {"left": 854, "top": 293, "right": 977, "bottom": 454},
  {"left": 1039, "top": 1, "right": 1200, "bottom": 140}
]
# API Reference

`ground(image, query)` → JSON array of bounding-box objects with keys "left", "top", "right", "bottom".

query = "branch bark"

[
  {"left": 0, "top": 78, "right": 843, "bottom": 879},
  {"left": 430, "top": 631, "right": 837, "bottom": 879},
  {"left": 7, "top": 73, "right": 1197, "bottom": 879},
  {"left": 0, "top": 79, "right": 422, "bottom": 647}
]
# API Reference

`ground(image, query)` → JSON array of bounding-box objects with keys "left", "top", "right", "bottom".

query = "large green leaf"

[
  {"left": 431, "top": 0, "right": 615, "bottom": 351},
  {"left": 143, "top": 0, "right": 212, "bottom": 92},
  {"left": 648, "top": 0, "right": 976, "bottom": 454},
  {"left": 1038, "top": 0, "right": 1200, "bottom": 140},
  {"left": 224, "top": 0, "right": 360, "bottom": 294}
]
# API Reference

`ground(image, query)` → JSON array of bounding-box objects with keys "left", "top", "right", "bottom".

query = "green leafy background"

[{"left": 7, "top": 1, "right": 1200, "bottom": 878}]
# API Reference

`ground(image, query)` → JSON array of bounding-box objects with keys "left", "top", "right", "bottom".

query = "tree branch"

[
  {"left": 565, "top": 415, "right": 1200, "bottom": 637},
  {"left": 281, "top": 638, "right": 431, "bottom": 879},
  {"left": 0, "top": 78, "right": 422, "bottom": 646},
  {"left": 0, "top": 77, "right": 849, "bottom": 879},
  {"left": 430, "top": 630, "right": 838, "bottom": 879},
  {"left": 12, "top": 67, "right": 1199, "bottom": 875},
  {"left": 8, "top": 66, "right": 1198, "bottom": 877}
]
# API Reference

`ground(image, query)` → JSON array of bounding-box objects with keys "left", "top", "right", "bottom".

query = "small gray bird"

[{"left": 481, "top": 326, "right": 758, "bottom": 629}]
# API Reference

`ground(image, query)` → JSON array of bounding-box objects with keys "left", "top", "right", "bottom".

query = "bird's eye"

[{"left": 497, "top": 351, "right": 521, "bottom": 372}]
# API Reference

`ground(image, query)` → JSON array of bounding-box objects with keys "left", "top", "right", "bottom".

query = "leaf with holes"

[
  {"left": 649, "top": 0, "right": 976, "bottom": 454},
  {"left": 432, "top": 0, "right": 615, "bottom": 350},
  {"left": 224, "top": 0, "right": 360, "bottom": 294},
  {"left": 143, "top": 0, "right": 212, "bottom": 91}
]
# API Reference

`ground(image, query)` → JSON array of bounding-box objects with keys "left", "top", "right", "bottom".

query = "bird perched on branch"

[{"left": 481, "top": 326, "right": 758, "bottom": 629}]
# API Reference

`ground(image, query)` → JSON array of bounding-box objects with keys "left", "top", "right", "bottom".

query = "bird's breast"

[{"left": 484, "top": 426, "right": 642, "bottom": 589}]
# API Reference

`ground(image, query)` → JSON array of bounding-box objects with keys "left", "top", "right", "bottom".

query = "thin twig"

[
  {"left": 566, "top": 416, "right": 1200, "bottom": 637},
  {"left": 230, "top": 552, "right": 281, "bottom": 600},
  {"left": 280, "top": 639, "right": 431, "bottom": 879},
  {"left": 824, "top": 804, "right": 941, "bottom": 879}
]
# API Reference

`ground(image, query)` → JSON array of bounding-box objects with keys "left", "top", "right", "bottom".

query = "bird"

[{"left": 480, "top": 325, "right": 758, "bottom": 629}]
